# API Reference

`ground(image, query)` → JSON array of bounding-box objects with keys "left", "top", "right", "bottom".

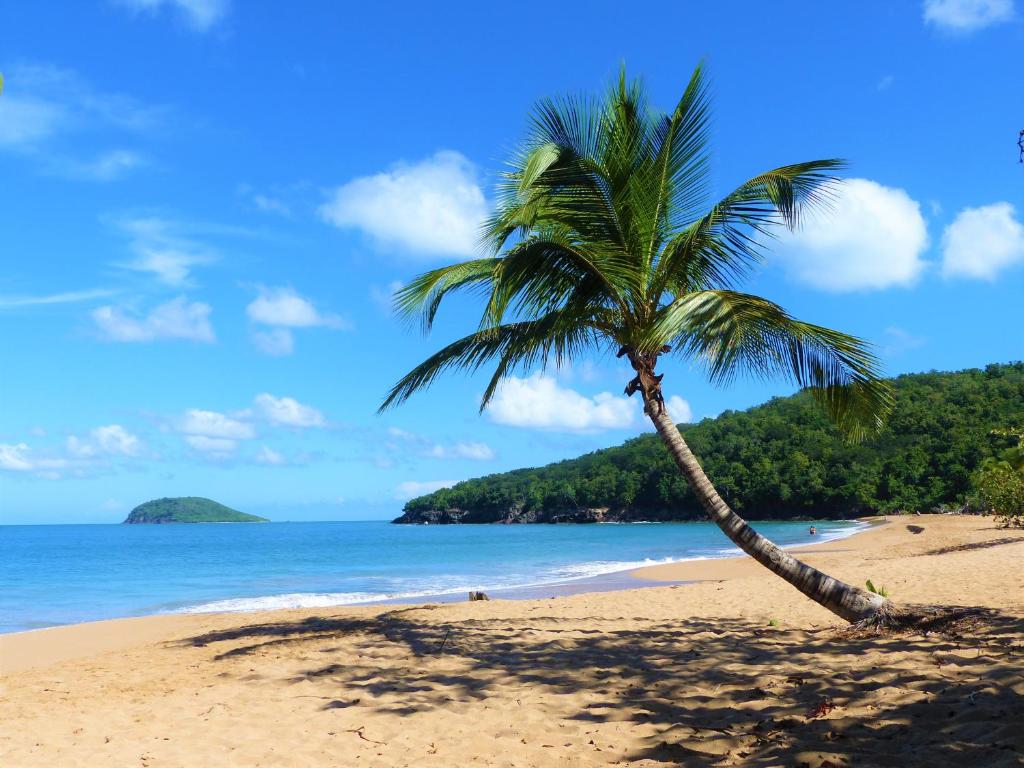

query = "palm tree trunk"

[{"left": 647, "top": 403, "right": 887, "bottom": 623}]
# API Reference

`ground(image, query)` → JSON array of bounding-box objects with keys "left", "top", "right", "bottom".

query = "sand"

[{"left": 1, "top": 515, "right": 1022, "bottom": 767}]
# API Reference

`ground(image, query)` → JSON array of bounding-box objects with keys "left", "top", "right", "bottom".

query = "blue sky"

[{"left": 1, "top": 0, "right": 1022, "bottom": 523}]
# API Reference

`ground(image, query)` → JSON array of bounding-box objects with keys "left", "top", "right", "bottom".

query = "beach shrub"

[
  {"left": 865, "top": 580, "right": 889, "bottom": 598},
  {"left": 972, "top": 461, "right": 1024, "bottom": 528}
]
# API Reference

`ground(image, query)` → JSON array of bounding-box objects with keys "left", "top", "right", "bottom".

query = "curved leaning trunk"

[{"left": 647, "top": 404, "right": 887, "bottom": 624}]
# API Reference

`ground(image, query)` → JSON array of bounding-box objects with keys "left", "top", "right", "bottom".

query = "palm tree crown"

[{"left": 381, "top": 64, "right": 892, "bottom": 438}]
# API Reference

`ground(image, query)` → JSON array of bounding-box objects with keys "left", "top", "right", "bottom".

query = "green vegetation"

[
  {"left": 971, "top": 427, "right": 1024, "bottom": 528},
  {"left": 865, "top": 580, "right": 890, "bottom": 598},
  {"left": 399, "top": 363, "right": 1024, "bottom": 524},
  {"left": 123, "top": 497, "right": 267, "bottom": 524}
]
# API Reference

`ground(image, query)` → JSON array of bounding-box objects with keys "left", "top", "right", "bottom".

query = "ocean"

[{"left": 0, "top": 519, "right": 863, "bottom": 634}]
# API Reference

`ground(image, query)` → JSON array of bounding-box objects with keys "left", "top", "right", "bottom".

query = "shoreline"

[
  {"left": 0, "top": 518, "right": 871, "bottom": 640},
  {"left": 3, "top": 514, "right": 1022, "bottom": 766}
]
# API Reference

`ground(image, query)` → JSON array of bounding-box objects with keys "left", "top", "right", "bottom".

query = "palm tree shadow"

[{"left": 182, "top": 606, "right": 1024, "bottom": 766}]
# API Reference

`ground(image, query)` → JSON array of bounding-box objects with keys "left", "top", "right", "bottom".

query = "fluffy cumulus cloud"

[
  {"left": 177, "top": 409, "right": 253, "bottom": 458},
  {"left": 179, "top": 409, "right": 255, "bottom": 440},
  {"left": 940, "top": 202, "right": 1024, "bottom": 280},
  {"left": 665, "top": 396, "right": 694, "bottom": 423},
  {"left": 246, "top": 287, "right": 348, "bottom": 356},
  {"left": 318, "top": 151, "right": 487, "bottom": 258},
  {"left": 67, "top": 425, "right": 142, "bottom": 458},
  {"left": 773, "top": 178, "right": 929, "bottom": 292},
  {"left": 92, "top": 297, "right": 215, "bottom": 343},
  {"left": 253, "top": 394, "right": 325, "bottom": 428},
  {"left": 393, "top": 479, "right": 457, "bottom": 501},
  {"left": 246, "top": 287, "right": 345, "bottom": 328},
  {"left": 114, "top": 0, "right": 230, "bottom": 31},
  {"left": 923, "top": 0, "right": 1014, "bottom": 32},
  {"left": 486, "top": 374, "right": 638, "bottom": 432}
]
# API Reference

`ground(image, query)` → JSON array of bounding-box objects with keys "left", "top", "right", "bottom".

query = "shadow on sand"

[{"left": 182, "top": 605, "right": 1024, "bottom": 766}]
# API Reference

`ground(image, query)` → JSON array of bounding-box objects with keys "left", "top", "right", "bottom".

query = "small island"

[{"left": 123, "top": 497, "right": 268, "bottom": 524}]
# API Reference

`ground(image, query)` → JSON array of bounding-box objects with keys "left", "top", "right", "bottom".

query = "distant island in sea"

[
  {"left": 396, "top": 363, "right": 1024, "bottom": 525},
  {"left": 123, "top": 497, "right": 268, "bottom": 524}
]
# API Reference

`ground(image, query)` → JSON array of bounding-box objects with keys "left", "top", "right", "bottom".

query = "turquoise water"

[{"left": 0, "top": 519, "right": 862, "bottom": 634}]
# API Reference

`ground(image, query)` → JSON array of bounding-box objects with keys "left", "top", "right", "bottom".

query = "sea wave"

[{"left": 174, "top": 521, "right": 869, "bottom": 616}]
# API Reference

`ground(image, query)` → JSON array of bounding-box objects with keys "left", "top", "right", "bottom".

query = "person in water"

[{"left": 809, "top": 526, "right": 817, "bottom": 535}]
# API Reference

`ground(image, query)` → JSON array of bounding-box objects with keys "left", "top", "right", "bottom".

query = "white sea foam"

[{"left": 175, "top": 522, "right": 869, "bottom": 616}]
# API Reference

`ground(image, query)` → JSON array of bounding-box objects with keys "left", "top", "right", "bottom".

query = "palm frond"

[
  {"left": 644, "top": 290, "right": 893, "bottom": 437},
  {"left": 394, "top": 259, "right": 500, "bottom": 333},
  {"left": 650, "top": 160, "right": 846, "bottom": 297},
  {"left": 379, "top": 311, "right": 602, "bottom": 413}
]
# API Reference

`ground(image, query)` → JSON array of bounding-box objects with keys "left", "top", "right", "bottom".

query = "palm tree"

[{"left": 380, "top": 65, "right": 895, "bottom": 624}]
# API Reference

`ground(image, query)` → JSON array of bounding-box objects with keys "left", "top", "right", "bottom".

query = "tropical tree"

[{"left": 381, "top": 65, "right": 895, "bottom": 624}]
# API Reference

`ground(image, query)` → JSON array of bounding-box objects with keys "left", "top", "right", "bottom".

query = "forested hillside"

[{"left": 396, "top": 363, "right": 1024, "bottom": 524}]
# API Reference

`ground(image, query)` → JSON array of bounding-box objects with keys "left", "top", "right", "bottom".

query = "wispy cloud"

[
  {"left": 882, "top": 326, "right": 928, "bottom": 356},
  {"left": 923, "top": 0, "right": 1015, "bottom": 32},
  {"left": 0, "top": 63, "right": 160, "bottom": 180},
  {"left": 0, "top": 288, "right": 117, "bottom": 309},
  {"left": 113, "top": 0, "right": 230, "bottom": 32},
  {"left": 109, "top": 215, "right": 222, "bottom": 286},
  {"left": 386, "top": 427, "right": 495, "bottom": 461}
]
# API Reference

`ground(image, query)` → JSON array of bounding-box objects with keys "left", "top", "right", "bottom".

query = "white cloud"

[
  {"left": 486, "top": 373, "right": 638, "bottom": 432},
  {"left": 923, "top": 0, "right": 1014, "bottom": 32},
  {"left": 254, "top": 445, "right": 287, "bottom": 466},
  {"left": 319, "top": 150, "right": 487, "bottom": 258},
  {"left": 0, "top": 443, "right": 37, "bottom": 471},
  {"left": 179, "top": 409, "right": 255, "bottom": 439},
  {"left": 67, "top": 425, "right": 142, "bottom": 457},
  {"left": 0, "top": 443, "right": 68, "bottom": 474},
  {"left": 428, "top": 441, "right": 495, "bottom": 461},
  {"left": 184, "top": 435, "right": 237, "bottom": 457},
  {"left": 386, "top": 427, "right": 494, "bottom": 461},
  {"left": 940, "top": 202, "right": 1024, "bottom": 280},
  {"left": 92, "top": 297, "right": 215, "bottom": 343},
  {"left": 665, "top": 396, "right": 694, "bottom": 423},
  {"left": 253, "top": 394, "right": 325, "bottom": 428},
  {"left": 114, "top": 0, "right": 230, "bottom": 31},
  {"left": 773, "top": 178, "right": 929, "bottom": 292},
  {"left": 251, "top": 328, "right": 294, "bottom": 356},
  {"left": 0, "top": 288, "right": 116, "bottom": 309},
  {"left": 246, "top": 287, "right": 346, "bottom": 328},
  {"left": 393, "top": 479, "right": 457, "bottom": 501},
  {"left": 113, "top": 216, "right": 216, "bottom": 286},
  {"left": 246, "top": 287, "right": 347, "bottom": 356}
]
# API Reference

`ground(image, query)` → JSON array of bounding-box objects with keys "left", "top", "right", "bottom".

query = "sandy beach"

[{"left": 2, "top": 514, "right": 1022, "bottom": 767}]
